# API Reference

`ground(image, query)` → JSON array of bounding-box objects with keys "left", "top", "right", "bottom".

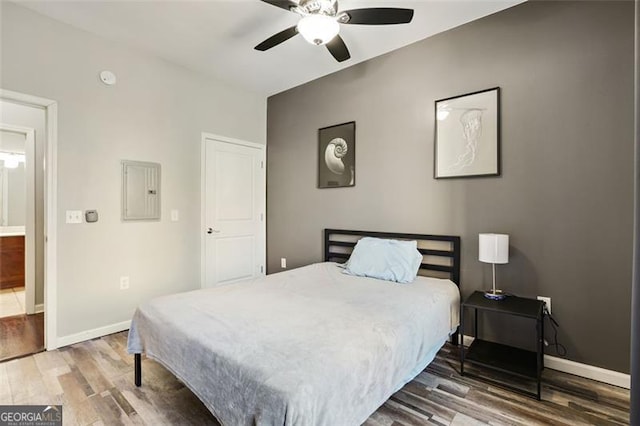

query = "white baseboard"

[
  {"left": 56, "top": 320, "right": 131, "bottom": 348},
  {"left": 35, "top": 303, "right": 44, "bottom": 314},
  {"left": 460, "top": 335, "right": 630, "bottom": 389},
  {"left": 543, "top": 355, "right": 630, "bottom": 389}
]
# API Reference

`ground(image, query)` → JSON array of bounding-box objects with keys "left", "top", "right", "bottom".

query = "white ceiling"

[{"left": 15, "top": 0, "right": 525, "bottom": 96}]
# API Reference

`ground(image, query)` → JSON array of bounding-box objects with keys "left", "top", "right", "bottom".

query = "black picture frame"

[
  {"left": 318, "top": 121, "right": 356, "bottom": 188},
  {"left": 434, "top": 87, "right": 501, "bottom": 179}
]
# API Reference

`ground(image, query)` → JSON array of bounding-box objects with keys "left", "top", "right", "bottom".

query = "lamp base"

[{"left": 484, "top": 289, "right": 507, "bottom": 300}]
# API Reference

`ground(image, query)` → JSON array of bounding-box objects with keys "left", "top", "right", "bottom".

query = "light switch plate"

[
  {"left": 171, "top": 209, "right": 179, "bottom": 222},
  {"left": 66, "top": 210, "right": 83, "bottom": 224}
]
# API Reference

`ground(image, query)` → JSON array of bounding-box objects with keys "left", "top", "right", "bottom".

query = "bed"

[{"left": 127, "top": 229, "right": 461, "bottom": 426}]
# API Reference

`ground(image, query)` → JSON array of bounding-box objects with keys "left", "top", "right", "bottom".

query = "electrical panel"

[{"left": 121, "top": 160, "right": 161, "bottom": 221}]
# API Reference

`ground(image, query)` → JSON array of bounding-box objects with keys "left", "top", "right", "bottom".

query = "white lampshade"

[
  {"left": 479, "top": 233, "right": 509, "bottom": 264},
  {"left": 297, "top": 15, "right": 340, "bottom": 46}
]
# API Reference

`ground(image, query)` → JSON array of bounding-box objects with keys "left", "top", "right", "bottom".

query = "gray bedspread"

[{"left": 127, "top": 262, "right": 459, "bottom": 426}]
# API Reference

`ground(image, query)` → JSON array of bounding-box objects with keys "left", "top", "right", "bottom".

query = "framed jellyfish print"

[
  {"left": 318, "top": 121, "right": 356, "bottom": 188},
  {"left": 434, "top": 87, "right": 501, "bottom": 179}
]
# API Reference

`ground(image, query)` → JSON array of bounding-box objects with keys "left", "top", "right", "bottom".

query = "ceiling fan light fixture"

[{"left": 297, "top": 15, "right": 339, "bottom": 46}]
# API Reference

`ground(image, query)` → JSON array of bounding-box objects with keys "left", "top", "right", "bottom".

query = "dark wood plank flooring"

[
  {"left": 0, "top": 313, "right": 44, "bottom": 361},
  {"left": 0, "top": 332, "right": 630, "bottom": 425}
]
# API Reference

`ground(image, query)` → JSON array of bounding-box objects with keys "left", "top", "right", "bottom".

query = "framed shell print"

[
  {"left": 318, "top": 121, "right": 355, "bottom": 188},
  {"left": 434, "top": 87, "right": 500, "bottom": 179}
]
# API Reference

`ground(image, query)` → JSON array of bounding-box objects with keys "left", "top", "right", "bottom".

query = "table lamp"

[{"left": 479, "top": 233, "right": 509, "bottom": 300}]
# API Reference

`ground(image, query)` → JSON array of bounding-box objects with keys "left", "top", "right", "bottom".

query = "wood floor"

[
  {"left": 0, "top": 331, "right": 630, "bottom": 425},
  {"left": 0, "top": 312, "right": 44, "bottom": 361}
]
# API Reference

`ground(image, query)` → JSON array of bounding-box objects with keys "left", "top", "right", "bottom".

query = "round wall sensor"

[{"left": 99, "top": 70, "right": 117, "bottom": 86}]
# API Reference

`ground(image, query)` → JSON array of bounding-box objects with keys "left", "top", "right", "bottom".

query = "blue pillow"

[{"left": 343, "top": 237, "right": 423, "bottom": 283}]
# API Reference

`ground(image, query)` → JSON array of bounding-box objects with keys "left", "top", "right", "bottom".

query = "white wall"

[
  {"left": 6, "top": 165, "right": 25, "bottom": 226},
  {"left": 0, "top": 2, "right": 267, "bottom": 339},
  {"left": 0, "top": 130, "right": 27, "bottom": 152}
]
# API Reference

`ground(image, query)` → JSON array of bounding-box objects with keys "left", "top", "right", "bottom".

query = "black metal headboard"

[{"left": 324, "top": 229, "right": 461, "bottom": 286}]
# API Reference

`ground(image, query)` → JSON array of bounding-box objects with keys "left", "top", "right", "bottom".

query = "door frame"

[
  {"left": 0, "top": 123, "right": 36, "bottom": 314},
  {"left": 1, "top": 89, "right": 58, "bottom": 350},
  {"left": 200, "top": 132, "right": 266, "bottom": 288}
]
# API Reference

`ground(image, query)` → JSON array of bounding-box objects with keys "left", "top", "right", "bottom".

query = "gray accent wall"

[{"left": 267, "top": 1, "right": 634, "bottom": 373}]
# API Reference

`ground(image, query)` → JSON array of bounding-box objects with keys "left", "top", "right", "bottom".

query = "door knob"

[{"left": 207, "top": 228, "right": 221, "bottom": 234}]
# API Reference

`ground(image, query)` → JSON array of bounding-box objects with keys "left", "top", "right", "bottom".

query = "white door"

[{"left": 203, "top": 136, "right": 265, "bottom": 288}]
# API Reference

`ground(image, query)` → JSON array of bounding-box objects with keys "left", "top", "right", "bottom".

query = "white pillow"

[{"left": 343, "top": 237, "right": 422, "bottom": 283}]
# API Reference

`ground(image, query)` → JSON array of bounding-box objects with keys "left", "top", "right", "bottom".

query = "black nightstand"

[{"left": 460, "top": 291, "right": 545, "bottom": 400}]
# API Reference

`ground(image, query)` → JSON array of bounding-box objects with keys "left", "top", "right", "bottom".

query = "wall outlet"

[
  {"left": 281, "top": 258, "right": 287, "bottom": 269},
  {"left": 65, "top": 210, "right": 83, "bottom": 224},
  {"left": 537, "top": 296, "right": 551, "bottom": 314},
  {"left": 120, "top": 276, "right": 130, "bottom": 290}
]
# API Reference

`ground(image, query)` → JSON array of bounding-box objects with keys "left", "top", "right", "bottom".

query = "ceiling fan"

[{"left": 254, "top": 0, "right": 414, "bottom": 62}]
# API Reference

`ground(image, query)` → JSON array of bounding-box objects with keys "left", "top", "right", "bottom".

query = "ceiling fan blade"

[
  {"left": 255, "top": 26, "right": 298, "bottom": 51},
  {"left": 259, "top": 0, "right": 298, "bottom": 12},
  {"left": 340, "top": 8, "right": 414, "bottom": 25},
  {"left": 326, "top": 35, "right": 351, "bottom": 62}
]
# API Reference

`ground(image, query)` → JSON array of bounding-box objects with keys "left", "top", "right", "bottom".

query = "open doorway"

[
  {"left": 0, "top": 100, "right": 47, "bottom": 360},
  {"left": 0, "top": 125, "right": 36, "bottom": 313}
]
